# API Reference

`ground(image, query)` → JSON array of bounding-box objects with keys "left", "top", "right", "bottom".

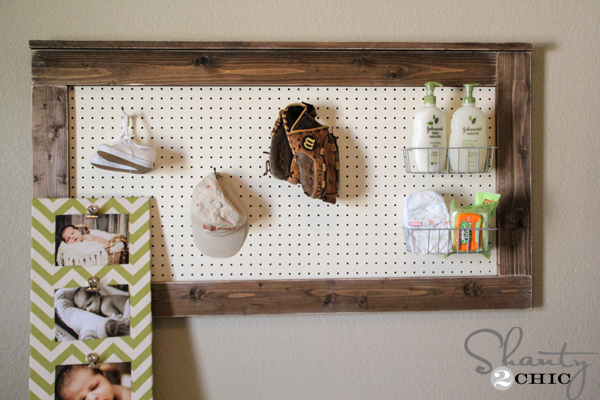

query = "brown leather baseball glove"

[{"left": 268, "top": 102, "right": 339, "bottom": 204}]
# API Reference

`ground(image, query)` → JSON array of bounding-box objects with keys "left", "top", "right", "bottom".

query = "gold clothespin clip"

[
  {"left": 85, "top": 276, "right": 100, "bottom": 293},
  {"left": 87, "top": 353, "right": 100, "bottom": 369},
  {"left": 86, "top": 205, "right": 100, "bottom": 219}
]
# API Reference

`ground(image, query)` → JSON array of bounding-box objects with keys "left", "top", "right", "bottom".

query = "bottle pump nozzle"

[
  {"left": 423, "top": 81, "right": 443, "bottom": 105},
  {"left": 463, "top": 83, "right": 480, "bottom": 105}
]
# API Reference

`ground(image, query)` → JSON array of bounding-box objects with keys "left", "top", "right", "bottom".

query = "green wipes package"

[{"left": 446, "top": 192, "right": 500, "bottom": 259}]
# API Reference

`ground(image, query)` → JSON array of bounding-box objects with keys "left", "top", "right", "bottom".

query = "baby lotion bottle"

[
  {"left": 412, "top": 81, "right": 447, "bottom": 172},
  {"left": 449, "top": 83, "right": 489, "bottom": 173}
]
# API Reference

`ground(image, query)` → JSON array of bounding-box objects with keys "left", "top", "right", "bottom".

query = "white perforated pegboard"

[{"left": 69, "top": 86, "right": 496, "bottom": 282}]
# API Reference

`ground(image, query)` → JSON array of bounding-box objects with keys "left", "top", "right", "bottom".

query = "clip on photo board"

[{"left": 30, "top": 41, "right": 532, "bottom": 316}]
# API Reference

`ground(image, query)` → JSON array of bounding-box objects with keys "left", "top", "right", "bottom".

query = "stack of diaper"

[{"left": 404, "top": 190, "right": 450, "bottom": 255}]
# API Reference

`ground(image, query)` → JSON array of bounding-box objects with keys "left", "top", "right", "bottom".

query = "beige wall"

[{"left": 2, "top": 1, "right": 599, "bottom": 399}]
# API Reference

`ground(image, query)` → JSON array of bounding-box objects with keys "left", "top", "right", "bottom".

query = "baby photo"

[
  {"left": 54, "top": 285, "right": 130, "bottom": 342},
  {"left": 55, "top": 214, "right": 129, "bottom": 267},
  {"left": 55, "top": 362, "right": 131, "bottom": 400}
]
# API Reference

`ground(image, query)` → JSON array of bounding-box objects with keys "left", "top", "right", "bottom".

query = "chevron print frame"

[{"left": 30, "top": 198, "right": 152, "bottom": 400}]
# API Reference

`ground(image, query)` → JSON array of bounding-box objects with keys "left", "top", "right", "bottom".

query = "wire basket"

[
  {"left": 403, "top": 227, "right": 497, "bottom": 255},
  {"left": 402, "top": 147, "right": 496, "bottom": 174}
]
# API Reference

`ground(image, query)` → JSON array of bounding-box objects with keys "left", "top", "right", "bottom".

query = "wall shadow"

[
  {"left": 317, "top": 106, "right": 367, "bottom": 201},
  {"left": 152, "top": 317, "right": 206, "bottom": 400},
  {"left": 136, "top": 114, "right": 186, "bottom": 170},
  {"left": 531, "top": 42, "right": 555, "bottom": 308}
]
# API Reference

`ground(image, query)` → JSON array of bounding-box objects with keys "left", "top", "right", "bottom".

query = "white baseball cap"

[{"left": 191, "top": 172, "right": 248, "bottom": 258}]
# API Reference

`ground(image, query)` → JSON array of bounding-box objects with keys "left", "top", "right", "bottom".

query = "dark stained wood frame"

[{"left": 31, "top": 41, "right": 532, "bottom": 316}]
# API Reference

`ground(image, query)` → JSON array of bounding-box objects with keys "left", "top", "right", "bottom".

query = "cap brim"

[{"left": 192, "top": 223, "right": 247, "bottom": 258}]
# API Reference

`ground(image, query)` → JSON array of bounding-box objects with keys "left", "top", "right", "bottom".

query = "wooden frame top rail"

[
  {"left": 31, "top": 41, "right": 532, "bottom": 316},
  {"left": 30, "top": 41, "right": 533, "bottom": 51}
]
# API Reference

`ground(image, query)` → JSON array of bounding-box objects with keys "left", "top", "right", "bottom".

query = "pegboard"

[{"left": 68, "top": 86, "right": 496, "bottom": 282}]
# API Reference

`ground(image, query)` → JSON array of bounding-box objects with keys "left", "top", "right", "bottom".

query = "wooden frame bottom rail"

[{"left": 151, "top": 276, "right": 531, "bottom": 316}]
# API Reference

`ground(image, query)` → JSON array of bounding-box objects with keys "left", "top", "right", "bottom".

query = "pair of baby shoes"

[{"left": 90, "top": 109, "right": 156, "bottom": 174}]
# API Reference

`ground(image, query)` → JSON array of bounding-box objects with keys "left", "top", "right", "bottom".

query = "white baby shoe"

[{"left": 93, "top": 109, "right": 156, "bottom": 174}]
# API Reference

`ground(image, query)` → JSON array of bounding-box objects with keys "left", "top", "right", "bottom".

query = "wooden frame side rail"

[{"left": 31, "top": 41, "right": 532, "bottom": 316}]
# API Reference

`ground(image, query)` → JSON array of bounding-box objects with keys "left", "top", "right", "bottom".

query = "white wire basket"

[
  {"left": 403, "top": 227, "right": 497, "bottom": 255},
  {"left": 402, "top": 147, "right": 497, "bottom": 174}
]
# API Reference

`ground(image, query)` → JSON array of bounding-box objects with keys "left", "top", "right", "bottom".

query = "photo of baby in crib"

[
  {"left": 55, "top": 362, "right": 132, "bottom": 400},
  {"left": 54, "top": 285, "right": 130, "bottom": 342},
  {"left": 55, "top": 214, "right": 129, "bottom": 267}
]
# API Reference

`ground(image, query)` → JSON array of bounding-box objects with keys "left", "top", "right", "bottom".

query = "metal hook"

[
  {"left": 213, "top": 167, "right": 221, "bottom": 179},
  {"left": 87, "top": 353, "right": 100, "bottom": 369},
  {"left": 85, "top": 276, "right": 100, "bottom": 293},
  {"left": 121, "top": 107, "right": 131, "bottom": 127}
]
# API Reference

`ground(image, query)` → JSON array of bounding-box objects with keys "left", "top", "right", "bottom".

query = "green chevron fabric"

[{"left": 30, "top": 198, "right": 152, "bottom": 400}]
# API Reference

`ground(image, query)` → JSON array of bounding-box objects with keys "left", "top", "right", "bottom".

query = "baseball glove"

[{"left": 268, "top": 102, "right": 339, "bottom": 204}]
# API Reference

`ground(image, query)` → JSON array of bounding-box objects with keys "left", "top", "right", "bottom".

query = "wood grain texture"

[
  {"left": 29, "top": 41, "right": 533, "bottom": 51},
  {"left": 495, "top": 52, "right": 532, "bottom": 276},
  {"left": 31, "top": 49, "right": 497, "bottom": 87},
  {"left": 30, "top": 42, "right": 533, "bottom": 315},
  {"left": 151, "top": 276, "right": 532, "bottom": 316},
  {"left": 32, "top": 85, "right": 69, "bottom": 198}
]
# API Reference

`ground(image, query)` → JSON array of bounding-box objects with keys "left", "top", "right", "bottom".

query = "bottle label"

[
  {"left": 427, "top": 114, "right": 443, "bottom": 138},
  {"left": 427, "top": 126, "right": 444, "bottom": 138},
  {"left": 462, "top": 126, "right": 482, "bottom": 135},
  {"left": 463, "top": 115, "right": 482, "bottom": 135}
]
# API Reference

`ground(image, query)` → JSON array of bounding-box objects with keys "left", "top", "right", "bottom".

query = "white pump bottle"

[
  {"left": 412, "top": 81, "right": 447, "bottom": 173},
  {"left": 449, "top": 83, "right": 489, "bottom": 173}
]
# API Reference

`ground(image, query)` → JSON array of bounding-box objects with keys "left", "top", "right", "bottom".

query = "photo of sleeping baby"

[
  {"left": 55, "top": 214, "right": 129, "bottom": 267},
  {"left": 54, "top": 285, "right": 130, "bottom": 342},
  {"left": 55, "top": 362, "right": 132, "bottom": 400}
]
